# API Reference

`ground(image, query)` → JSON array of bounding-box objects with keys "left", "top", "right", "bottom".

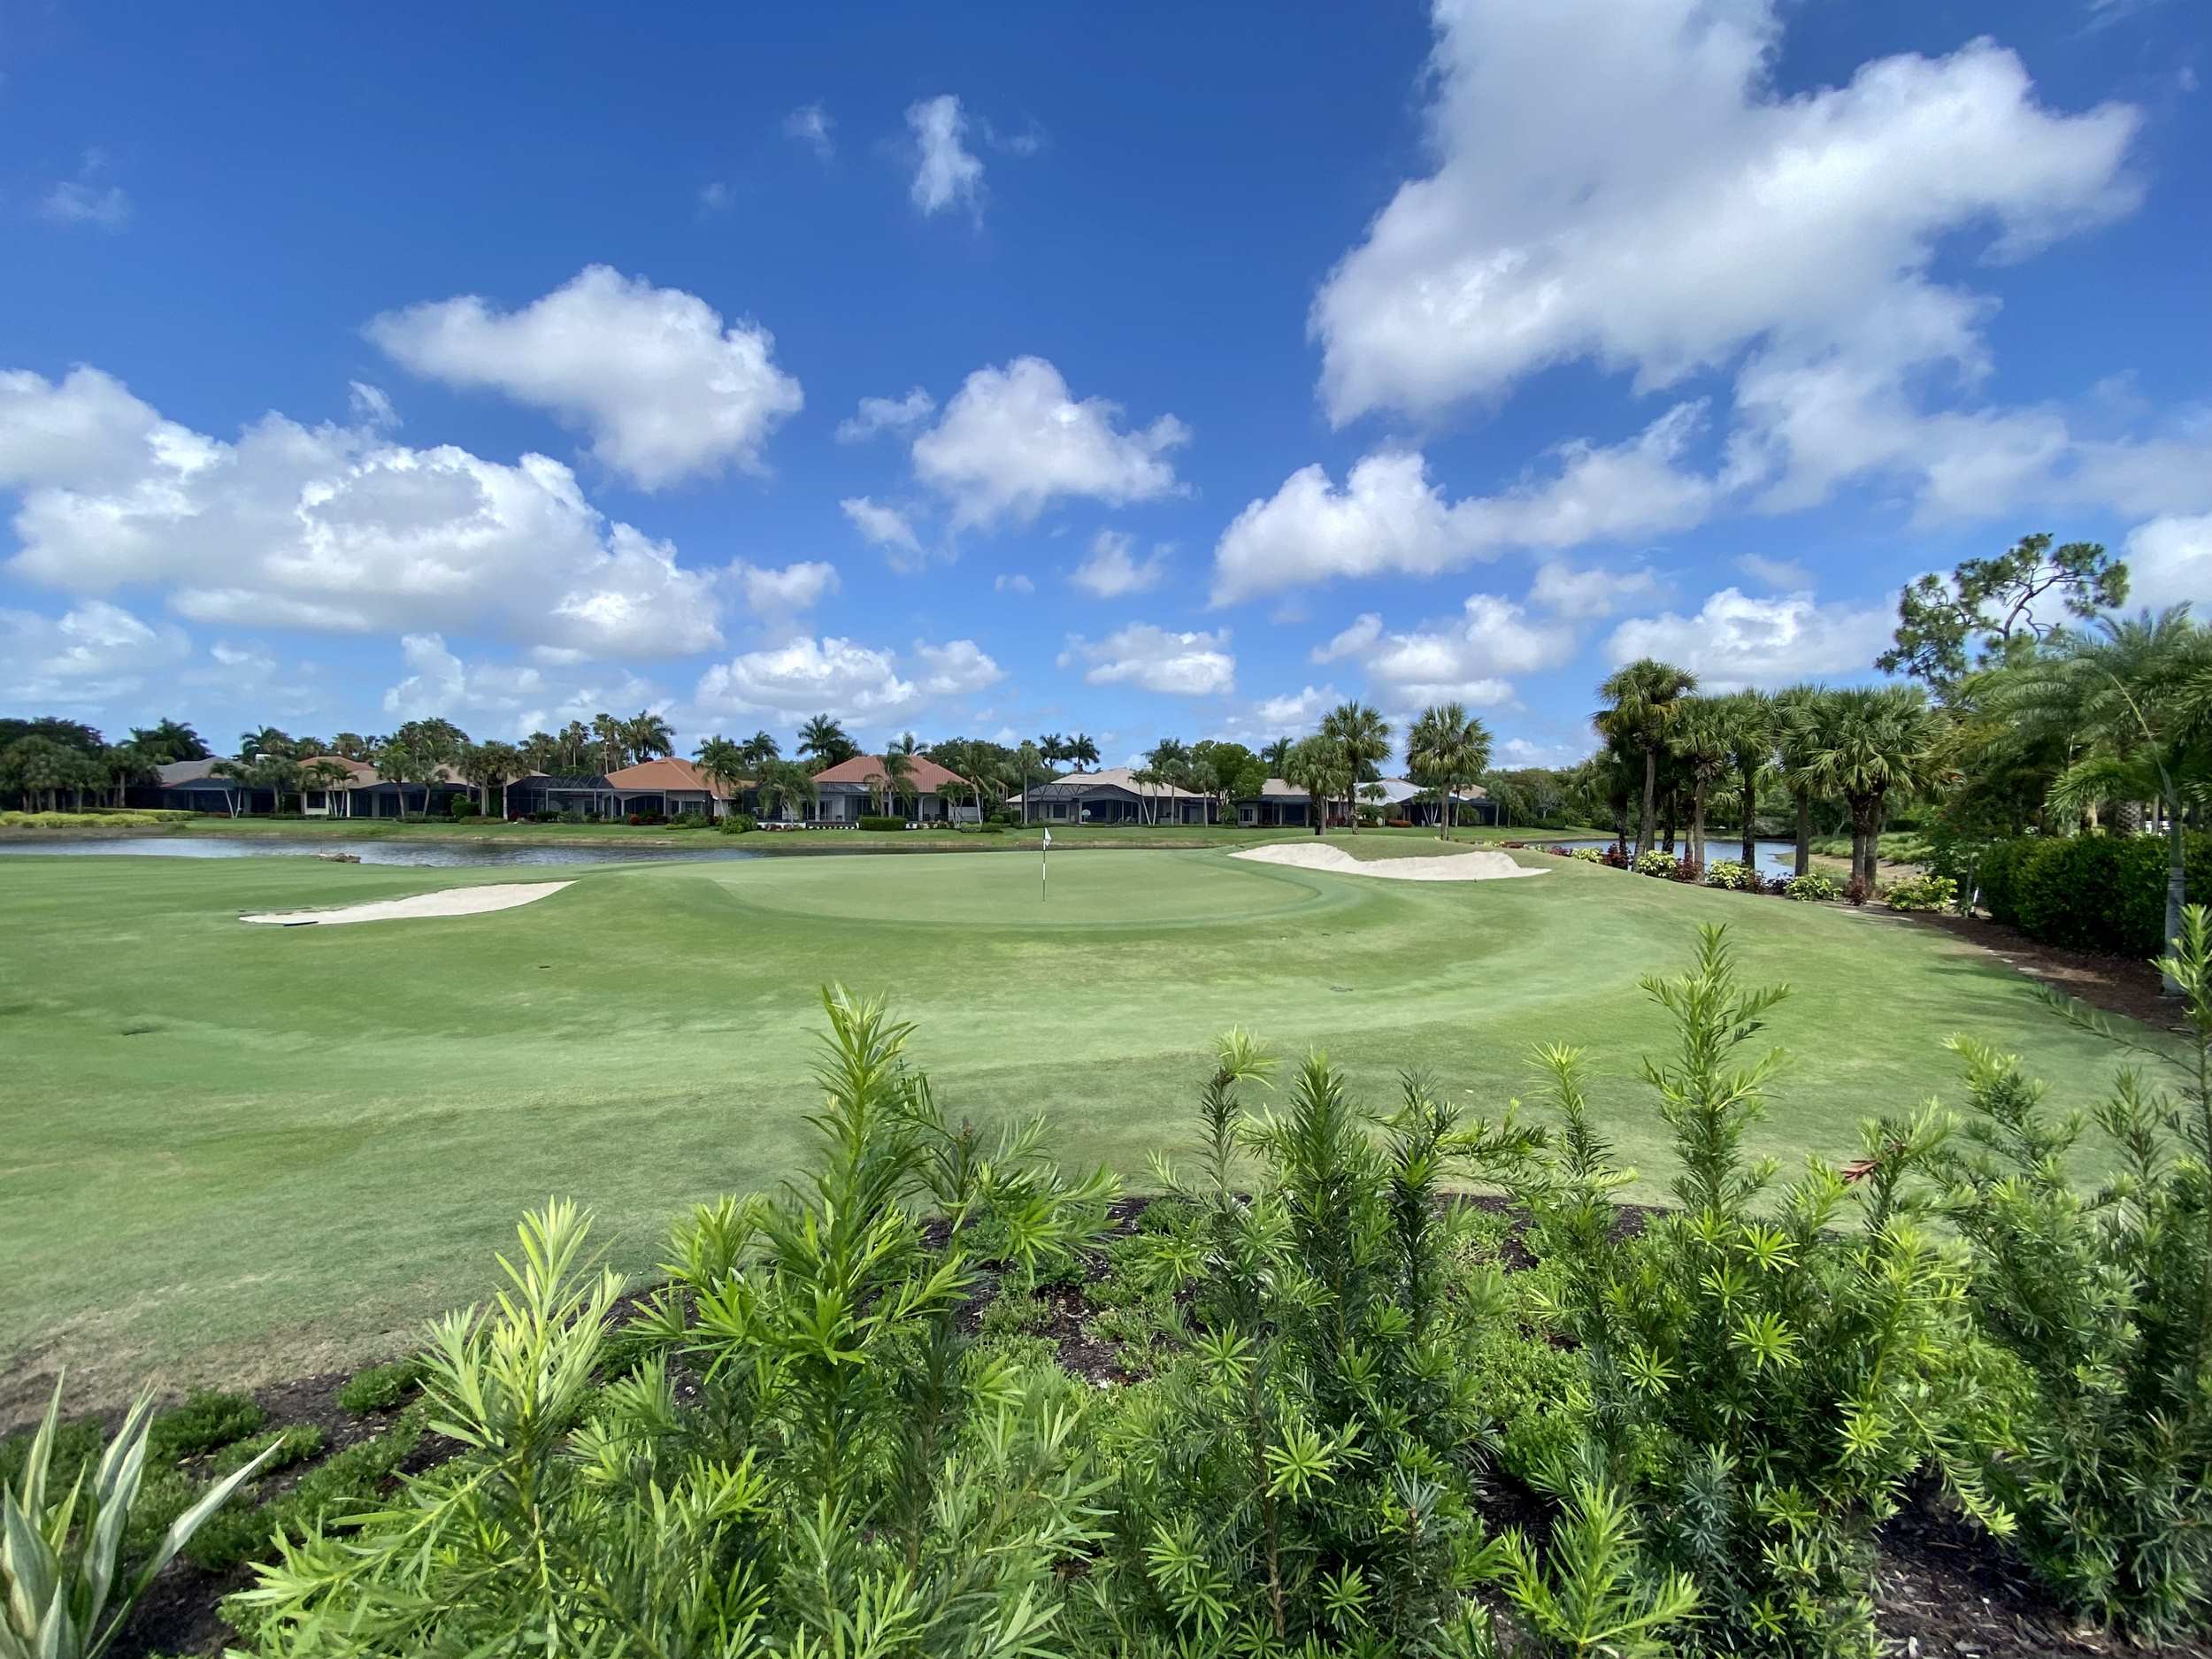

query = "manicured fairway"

[{"left": 0, "top": 843, "right": 2160, "bottom": 1417}]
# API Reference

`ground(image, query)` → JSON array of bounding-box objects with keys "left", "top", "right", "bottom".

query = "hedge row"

[{"left": 1970, "top": 831, "right": 2211, "bottom": 956}]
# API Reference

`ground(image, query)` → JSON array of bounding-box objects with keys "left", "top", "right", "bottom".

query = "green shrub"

[
  {"left": 1518, "top": 929, "right": 1994, "bottom": 1657},
  {"left": 977, "top": 1286, "right": 1054, "bottom": 1338},
  {"left": 1883, "top": 872, "right": 1956, "bottom": 912},
  {"left": 1704, "top": 858, "right": 1758, "bottom": 891},
  {"left": 209, "top": 1424, "right": 325, "bottom": 1478},
  {"left": 716, "top": 810, "right": 757, "bottom": 834},
  {"left": 1088, "top": 1034, "right": 1548, "bottom": 1652},
  {"left": 557, "top": 806, "right": 587, "bottom": 824},
  {"left": 2, "top": 1379, "right": 276, "bottom": 1658},
  {"left": 1973, "top": 832, "right": 2212, "bottom": 955},
  {"left": 1783, "top": 870, "right": 1842, "bottom": 902},
  {"left": 187, "top": 1409, "right": 422, "bottom": 1573},
  {"left": 1936, "top": 907, "right": 2212, "bottom": 1635},
  {"left": 336, "top": 1357, "right": 424, "bottom": 1414},
  {"left": 231, "top": 993, "right": 1118, "bottom": 1655},
  {"left": 1570, "top": 846, "right": 1604, "bottom": 863},
  {"left": 148, "top": 1388, "right": 265, "bottom": 1461},
  {"left": 1632, "top": 849, "right": 1678, "bottom": 877},
  {"left": 447, "top": 796, "right": 480, "bottom": 818},
  {"left": 856, "top": 814, "right": 907, "bottom": 831}
]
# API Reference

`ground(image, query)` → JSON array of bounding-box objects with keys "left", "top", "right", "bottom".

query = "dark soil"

[{"left": 111, "top": 1192, "right": 2204, "bottom": 1659}]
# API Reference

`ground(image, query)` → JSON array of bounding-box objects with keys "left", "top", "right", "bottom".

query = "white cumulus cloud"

[
  {"left": 1531, "top": 559, "right": 1663, "bottom": 619},
  {"left": 0, "top": 599, "right": 188, "bottom": 704},
  {"left": 784, "top": 103, "right": 835, "bottom": 161},
  {"left": 0, "top": 364, "right": 721, "bottom": 659},
  {"left": 2124, "top": 514, "right": 2212, "bottom": 610},
  {"left": 731, "top": 559, "right": 840, "bottom": 617},
  {"left": 836, "top": 388, "right": 935, "bottom": 443},
  {"left": 1058, "top": 623, "right": 1234, "bottom": 696},
  {"left": 1606, "top": 587, "right": 1890, "bottom": 689},
  {"left": 911, "top": 357, "right": 1187, "bottom": 528},
  {"left": 1070, "top": 530, "right": 1169, "bottom": 597},
  {"left": 840, "top": 495, "right": 922, "bottom": 555},
  {"left": 694, "top": 636, "right": 919, "bottom": 723},
  {"left": 912, "top": 638, "right": 1004, "bottom": 695},
  {"left": 366, "top": 265, "right": 803, "bottom": 490}
]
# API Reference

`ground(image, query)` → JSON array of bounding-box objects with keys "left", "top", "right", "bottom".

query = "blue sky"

[{"left": 3, "top": 0, "right": 2207, "bottom": 767}]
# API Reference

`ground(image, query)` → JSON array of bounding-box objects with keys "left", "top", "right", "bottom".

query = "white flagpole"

[{"left": 1041, "top": 826, "right": 1050, "bottom": 901}]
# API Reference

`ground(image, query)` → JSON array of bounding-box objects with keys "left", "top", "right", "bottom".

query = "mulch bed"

[{"left": 109, "top": 1192, "right": 2206, "bottom": 1659}]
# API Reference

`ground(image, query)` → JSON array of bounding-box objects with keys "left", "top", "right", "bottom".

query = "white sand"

[
  {"left": 1230, "top": 844, "right": 1546, "bottom": 882},
  {"left": 241, "top": 881, "right": 573, "bottom": 926}
]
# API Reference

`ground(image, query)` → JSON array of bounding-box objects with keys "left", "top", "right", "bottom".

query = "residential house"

[
  {"left": 806, "top": 754, "right": 974, "bottom": 824},
  {"left": 1233, "top": 777, "right": 1330, "bottom": 828},
  {"left": 1369, "top": 777, "right": 1491, "bottom": 826},
  {"left": 296, "top": 756, "right": 470, "bottom": 818},
  {"left": 602, "top": 757, "right": 748, "bottom": 820},
  {"left": 150, "top": 757, "right": 274, "bottom": 815},
  {"left": 502, "top": 772, "right": 615, "bottom": 818},
  {"left": 1009, "top": 766, "right": 1219, "bottom": 825}
]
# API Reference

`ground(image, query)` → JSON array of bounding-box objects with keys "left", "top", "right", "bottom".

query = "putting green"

[
  {"left": 0, "top": 844, "right": 2161, "bottom": 1415},
  {"left": 703, "top": 848, "right": 1367, "bottom": 926}
]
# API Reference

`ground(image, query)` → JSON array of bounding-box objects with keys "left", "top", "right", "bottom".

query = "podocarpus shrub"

[
  {"left": 1936, "top": 905, "right": 2212, "bottom": 1636},
  {"left": 1517, "top": 926, "right": 1999, "bottom": 1658},
  {"left": 857, "top": 813, "right": 907, "bottom": 831},
  {"left": 716, "top": 810, "right": 757, "bottom": 834},
  {"left": 447, "top": 796, "right": 480, "bottom": 819},
  {"left": 234, "top": 991, "right": 1120, "bottom": 1657}
]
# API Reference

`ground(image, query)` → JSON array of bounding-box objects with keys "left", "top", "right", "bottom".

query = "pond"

[
  {"left": 1552, "top": 837, "right": 1805, "bottom": 877},
  {"left": 0, "top": 835, "right": 763, "bottom": 868}
]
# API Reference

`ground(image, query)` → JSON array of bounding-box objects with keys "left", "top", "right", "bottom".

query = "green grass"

[{"left": 0, "top": 840, "right": 2155, "bottom": 1420}]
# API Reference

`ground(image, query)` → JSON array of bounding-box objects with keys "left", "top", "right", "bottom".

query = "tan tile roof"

[
  {"left": 810, "top": 754, "right": 970, "bottom": 791},
  {"left": 603, "top": 757, "right": 742, "bottom": 797}
]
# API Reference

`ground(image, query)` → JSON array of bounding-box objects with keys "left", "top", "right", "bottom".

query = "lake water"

[
  {"left": 1553, "top": 837, "right": 1804, "bottom": 876},
  {"left": 0, "top": 835, "right": 763, "bottom": 868}
]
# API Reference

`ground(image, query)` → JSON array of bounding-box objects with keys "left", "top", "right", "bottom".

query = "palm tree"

[
  {"left": 1667, "top": 697, "right": 1732, "bottom": 867},
  {"left": 1806, "top": 686, "right": 1949, "bottom": 892},
  {"left": 459, "top": 741, "right": 524, "bottom": 815},
  {"left": 1319, "top": 701, "right": 1391, "bottom": 833},
  {"left": 1013, "top": 740, "right": 1042, "bottom": 825},
  {"left": 592, "top": 713, "right": 627, "bottom": 775},
  {"left": 694, "top": 735, "right": 749, "bottom": 815},
  {"left": 239, "top": 726, "right": 292, "bottom": 763},
  {"left": 879, "top": 748, "right": 917, "bottom": 819},
  {"left": 1597, "top": 659, "right": 1698, "bottom": 856},
  {"left": 754, "top": 758, "right": 814, "bottom": 823},
  {"left": 798, "top": 714, "right": 856, "bottom": 770},
  {"left": 1067, "top": 733, "right": 1100, "bottom": 772},
  {"left": 1405, "top": 702, "right": 1493, "bottom": 842},
  {"left": 520, "top": 732, "right": 561, "bottom": 774},
  {"left": 739, "top": 730, "right": 781, "bottom": 773},
  {"left": 129, "top": 718, "right": 209, "bottom": 763},
  {"left": 557, "top": 721, "right": 593, "bottom": 772},
  {"left": 1283, "top": 735, "right": 1347, "bottom": 836},
  {"left": 206, "top": 757, "right": 251, "bottom": 818},
  {"left": 98, "top": 742, "right": 157, "bottom": 808},
  {"left": 1720, "top": 690, "right": 1776, "bottom": 871},
  {"left": 1036, "top": 733, "right": 1069, "bottom": 770},
  {"left": 1260, "top": 736, "right": 1294, "bottom": 775},
  {"left": 1993, "top": 609, "right": 2212, "bottom": 989},
  {"left": 626, "top": 710, "right": 674, "bottom": 764},
  {"left": 1771, "top": 684, "right": 1832, "bottom": 877},
  {"left": 302, "top": 757, "right": 353, "bottom": 814},
  {"left": 330, "top": 732, "right": 373, "bottom": 762}
]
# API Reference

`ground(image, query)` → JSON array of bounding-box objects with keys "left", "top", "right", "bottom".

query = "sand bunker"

[
  {"left": 1230, "top": 844, "right": 1546, "bottom": 882},
  {"left": 241, "top": 881, "right": 572, "bottom": 926}
]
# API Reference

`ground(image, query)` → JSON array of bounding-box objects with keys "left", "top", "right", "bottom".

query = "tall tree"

[
  {"left": 1805, "top": 686, "right": 1949, "bottom": 892},
  {"left": 1596, "top": 659, "right": 1698, "bottom": 854},
  {"left": 1666, "top": 696, "right": 1732, "bottom": 867},
  {"left": 879, "top": 747, "right": 917, "bottom": 818},
  {"left": 1720, "top": 690, "right": 1776, "bottom": 870},
  {"left": 557, "top": 721, "right": 593, "bottom": 772},
  {"left": 329, "top": 732, "right": 373, "bottom": 761},
  {"left": 459, "top": 741, "right": 525, "bottom": 815},
  {"left": 1282, "top": 735, "right": 1347, "bottom": 837},
  {"left": 694, "top": 735, "right": 748, "bottom": 811},
  {"left": 1771, "top": 684, "right": 1833, "bottom": 877},
  {"left": 205, "top": 757, "right": 252, "bottom": 818},
  {"left": 739, "top": 730, "right": 782, "bottom": 772},
  {"left": 592, "top": 712, "right": 627, "bottom": 775},
  {"left": 625, "top": 710, "right": 675, "bottom": 763},
  {"left": 797, "top": 714, "right": 857, "bottom": 770},
  {"left": 1319, "top": 701, "right": 1390, "bottom": 833},
  {"left": 1878, "top": 532, "right": 2129, "bottom": 694},
  {"left": 1067, "top": 733, "right": 1100, "bottom": 772},
  {"left": 127, "top": 718, "right": 208, "bottom": 762},
  {"left": 520, "top": 732, "right": 562, "bottom": 775},
  {"left": 1260, "top": 735, "right": 1293, "bottom": 775},
  {"left": 0, "top": 736, "right": 81, "bottom": 811},
  {"left": 1405, "top": 702, "right": 1493, "bottom": 842},
  {"left": 1013, "top": 739, "right": 1042, "bottom": 826},
  {"left": 98, "top": 741, "right": 158, "bottom": 807},
  {"left": 239, "top": 726, "right": 293, "bottom": 762},
  {"left": 1993, "top": 608, "right": 2212, "bottom": 991}
]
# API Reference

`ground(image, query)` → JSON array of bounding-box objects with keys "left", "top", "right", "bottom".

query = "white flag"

[{"left": 1042, "top": 828, "right": 1053, "bottom": 848}]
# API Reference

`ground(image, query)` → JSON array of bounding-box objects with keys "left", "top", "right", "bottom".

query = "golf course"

[{"left": 0, "top": 838, "right": 2154, "bottom": 1415}]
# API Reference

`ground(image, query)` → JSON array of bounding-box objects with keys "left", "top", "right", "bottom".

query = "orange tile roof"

[
  {"left": 809, "top": 753, "right": 970, "bottom": 791},
  {"left": 603, "top": 756, "right": 742, "bottom": 798}
]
